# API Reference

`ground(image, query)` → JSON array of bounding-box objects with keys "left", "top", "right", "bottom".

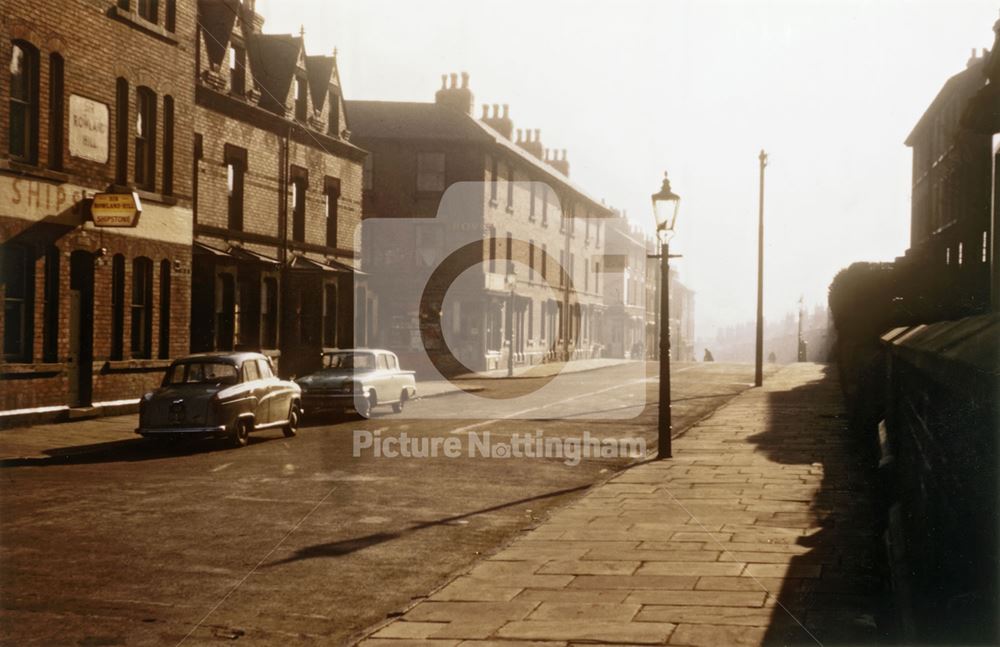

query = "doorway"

[{"left": 69, "top": 251, "right": 94, "bottom": 407}]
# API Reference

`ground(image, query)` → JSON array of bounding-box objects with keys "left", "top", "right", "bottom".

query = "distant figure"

[
  {"left": 768, "top": 351, "right": 777, "bottom": 363},
  {"left": 703, "top": 348, "right": 715, "bottom": 362}
]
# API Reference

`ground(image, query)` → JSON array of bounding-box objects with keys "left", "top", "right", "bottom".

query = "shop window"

[
  {"left": 131, "top": 257, "right": 153, "bottom": 358},
  {"left": 8, "top": 40, "right": 39, "bottom": 164},
  {"left": 134, "top": 86, "right": 156, "bottom": 191},
  {"left": 115, "top": 78, "right": 129, "bottom": 184},
  {"left": 1, "top": 244, "right": 33, "bottom": 361},
  {"left": 162, "top": 95, "right": 174, "bottom": 195},
  {"left": 417, "top": 152, "right": 445, "bottom": 192},
  {"left": 323, "top": 283, "right": 338, "bottom": 347},
  {"left": 48, "top": 53, "right": 64, "bottom": 170},
  {"left": 43, "top": 246, "right": 59, "bottom": 362},
  {"left": 111, "top": 254, "right": 125, "bottom": 360},
  {"left": 215, "top": 273, "right": 235, "bottom": 351},
  {"left": 158, "top": 259, "right": 170, "bottom": 358},
  {"left": 325, "top": 176, "right": 340, "bottom": 248}
]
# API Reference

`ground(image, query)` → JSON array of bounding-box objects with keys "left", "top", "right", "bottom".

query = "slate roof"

[
  {"left": 345, "top": 100, "right": 612, "bottom": 213},
  {"left": 246, "top": 33, "right": 302, "bottom": 112}
]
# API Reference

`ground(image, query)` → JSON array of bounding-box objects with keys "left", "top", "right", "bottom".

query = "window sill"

[
  {"left": 102, "top": 359, "right": 172, "bottom": 373},
  {"left": 489, "top": 199, "right": 499, "bottom": 208},
  {"left": 505, "top": 205, "right": 515, "bottom": 214},
  {"left": 0, "top": 160, "right": 70, "bottom": 183},
  {"left": 0, "top": 362, "right": 64, "bottom": 378},
  {"left": 108, "top": 184, "right": 178, "bottom": 206},
  {"left": 109, "top": 6, "right": 178, "bottom": 44}
]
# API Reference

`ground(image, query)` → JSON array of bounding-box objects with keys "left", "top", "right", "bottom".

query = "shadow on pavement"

[
  {"left": 747, "top": 365, "right": 892, "bottom": 646},
  {"left": 265, "top": 483, "right": 590, "bottom": 566}
]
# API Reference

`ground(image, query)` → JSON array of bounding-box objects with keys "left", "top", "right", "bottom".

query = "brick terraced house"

[
  {"left": 348, "top": 74, "right": 611, "bottom": 375},
  {"left": 1, "top": 0, "right": 196, "bottom": 414},
  {"left": 191, "top": 0, "right": 366, "bottom": 378}
]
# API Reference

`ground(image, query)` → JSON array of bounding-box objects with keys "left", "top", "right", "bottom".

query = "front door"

[{"left": 69, "top": 251, "right": 94, "bottom": 407}]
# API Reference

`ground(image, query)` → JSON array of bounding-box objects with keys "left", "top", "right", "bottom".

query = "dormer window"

[
  {"left": 230, "top": 45, "right": 246, "bottom": 95},
  {"left": 294, "top": 77, "right": 307, "bottom": 122}
]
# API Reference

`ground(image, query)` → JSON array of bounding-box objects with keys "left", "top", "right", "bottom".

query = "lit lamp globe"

[{"left": 651, "top": 172, "right": 681, "bottom": 241}]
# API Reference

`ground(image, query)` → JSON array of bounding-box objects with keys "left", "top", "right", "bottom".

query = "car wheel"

[
  {"left": 283, "top": 404, "right": 300, "bottom": 438},
  {"left": 231, "top": 418, "right": 252, "bottom": 448},
  {"left": 392, "top": 391, "right": 407, "bottom": 414},
  {"left": 356, "top": 392, "right": 373, "bottom": 418}
]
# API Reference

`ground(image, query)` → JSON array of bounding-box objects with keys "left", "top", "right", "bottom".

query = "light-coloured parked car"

[
  {"left": 295, "top": 349, "right": 417, "bottom": 418},
  {"left": 136, "top": 352, "right": 302, "bottom": 447}
]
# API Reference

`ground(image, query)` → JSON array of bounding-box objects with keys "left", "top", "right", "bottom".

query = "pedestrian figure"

[
  {"left": 703, "top": 348, "right": 714, "bottom": 362},
  {"left": 768, "top": 351, "right": 777, "bottom": 363}
]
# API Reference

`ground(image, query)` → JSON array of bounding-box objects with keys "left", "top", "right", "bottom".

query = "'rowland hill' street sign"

[{"left": 90, "top": 191, "right": 142, "bottom": 227}]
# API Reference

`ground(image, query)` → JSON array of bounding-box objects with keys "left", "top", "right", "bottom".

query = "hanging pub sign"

[{"left": 90, "top": 192, "right": 142, "bottom": 227}]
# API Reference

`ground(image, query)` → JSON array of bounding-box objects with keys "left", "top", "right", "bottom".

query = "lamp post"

[
  {"left": 754, "top": 150, "right": 768, "bottom": 387},
  {"left": 651, "top": 172, "right": 681, "bottom": 460},
  {"left": 506, "top": 268, "right": 517, "bottom": 377}
]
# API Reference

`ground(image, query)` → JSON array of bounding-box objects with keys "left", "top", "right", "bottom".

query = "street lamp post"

[
  {"left": 651, "top": 172, "right": 681, "bottom": 460},
  {"left": 755, "top": 150, "right": 768, "bottom": 387},
  {"left": 506, "top": 268, "right": 517, "bottom": 377}
]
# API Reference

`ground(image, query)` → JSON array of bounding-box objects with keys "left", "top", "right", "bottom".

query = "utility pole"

[{"left": 754, "top": 150, "right": 767, "bottom": 387}]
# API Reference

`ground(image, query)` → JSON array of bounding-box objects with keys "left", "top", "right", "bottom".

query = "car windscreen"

[
  {"left": 164, "top": 362, "right": 240, "bottom": 386},
  {"left": 323, "top": 352, "right": 376, "bottom": 370}
]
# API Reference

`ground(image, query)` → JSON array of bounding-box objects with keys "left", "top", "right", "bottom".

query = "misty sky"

[{"left": 256, "top": 0, "right": 997, "bottom": 339}]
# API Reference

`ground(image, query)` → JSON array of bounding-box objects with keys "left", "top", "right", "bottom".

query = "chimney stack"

[
  {"left": 482, "top": 101, "right": 514, "bottom": 139},
  {"left": 549, "top": 148, "right": 570, "bottom": 176},
  {"left": 518, "top": 127, "right": 544, "bottom": 159},
  {"left": 435, "top": 71, "right": 474, "bottom": 115}
]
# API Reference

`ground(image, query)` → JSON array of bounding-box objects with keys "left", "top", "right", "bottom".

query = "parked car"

[
  {"left": 136, "top": 352, "right": 302, "bottom": 447},
  {"left": 295, "top": 349, "right": 417, "bottom": 418}
]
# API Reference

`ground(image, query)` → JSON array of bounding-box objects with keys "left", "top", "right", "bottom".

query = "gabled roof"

[
  {"left": 345, "top": 100, "right": 612, "bottom": 213},
  {"left": 305, "top": 55, "right": 336, "bottom": 111},
  {"left": 246, "top": 33, "right": 302, "bottom": 113},
  {"left": 905, "top": 58, "right": 987, "bottom": 146},
  {"left": 198, "top": 0, "right": 240, "bottom": 68}
]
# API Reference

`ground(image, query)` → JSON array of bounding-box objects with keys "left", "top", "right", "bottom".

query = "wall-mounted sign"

[
  {"left": 91, "top": 192, "right": 142, "bottom": 227},
  {"left": 68, "top": 94, "right": 109, "bottom": 164}
]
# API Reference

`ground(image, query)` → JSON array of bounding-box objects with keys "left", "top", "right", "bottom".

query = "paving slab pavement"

[{"left": 356, "top": 363, "right": 890, "bottom": 646}]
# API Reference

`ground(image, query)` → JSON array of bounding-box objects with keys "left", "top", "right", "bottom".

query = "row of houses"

[{"left": 0, "top": 0, "right": 694, "bottom": 415}]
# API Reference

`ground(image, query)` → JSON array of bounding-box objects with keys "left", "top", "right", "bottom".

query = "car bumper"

[
  {"left": 136, "top": 424, "right": 228, "bottom": 436},
  {"left": 301, "top": 393, "right": 357, "bottom": 410}
]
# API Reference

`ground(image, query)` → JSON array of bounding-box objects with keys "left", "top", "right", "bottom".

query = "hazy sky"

[{"left": 256, "top": 0, "right": 997, "bottom": 338}]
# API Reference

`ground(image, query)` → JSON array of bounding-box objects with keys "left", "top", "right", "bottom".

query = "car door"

[
  {"left": 242, "top": 359, "right": 268, "bottom": 425},
  {"left": 258, "top": 358, "right": 287, "bottom": 422}
]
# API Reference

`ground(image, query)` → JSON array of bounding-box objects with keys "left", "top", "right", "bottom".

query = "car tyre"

[
  {"left": 231, "top": 418, "right": 252, "bottom": 448},
  {"left": 283, "top": 404, "right": 300, "bottom": 438},
  {"left": 392, "top": 391, "right": 407, "bottom": 414},
  {"left": 356, "top": 392, "right": 373, "bottom": 418}
]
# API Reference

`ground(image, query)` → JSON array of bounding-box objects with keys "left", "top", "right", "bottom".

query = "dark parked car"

[
  {"left": 136, "top": 352, "right": 302, "bottom": 447},
  {"left": 296, "top": 349, "right": 417, "bottom": 418}
]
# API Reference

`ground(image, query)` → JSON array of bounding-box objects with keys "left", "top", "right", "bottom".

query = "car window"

[
  {"left": 324, "top": 352, "right": 376, "bottom": 370},
  {"left": 164, "top": 362, "right": 239, "bottom": 386},
  {"left": 243, "top": 360, "right": 260, "bottom": 382},
  {"left": 257, "top": 359, "right": 273, "bottom": 379},
  {"left": 377, "top": 354, "right": 390, "bottom": 370},
  {"left": 389, "top": 354, "right": 399, "bottom": 370}
]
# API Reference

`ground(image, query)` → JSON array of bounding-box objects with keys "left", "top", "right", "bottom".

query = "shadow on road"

[
  {"left": 265, "top": 484, "right": 590, "bottom": 566},
  {"left": 0, "top": 433, "right": 286, "bottom": 468},
  {"left": 746, "top": 365, "right": 891, "bottom": 646}
]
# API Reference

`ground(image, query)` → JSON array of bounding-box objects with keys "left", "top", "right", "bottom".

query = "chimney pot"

[
  {"left": 461, "top": 71, "right": 469, "bottom": 88},
  {"left": 544, "top": 148, "right": 550, "bottom": 160},
  {"left": 562, "top": 149, "right": 567, "bottom": 160},
  {"left": 449, "top": 72, "right": 458, "bottom": 88},
  {"left": 482, "top": 104, "right": 489, "bottom": 119},
  {"left": 492, "top": 104, "right": 499, "bottom": 118},
  {"left": 502, "top": 104, "right": 509, "bottom": 119},
  {"left": 534, "top": 128, "right": 540, "bottom": 141},
  {"left": 516, "top": 128, "right": 523, "bottom": 142},
  {"left": 441, "top": 75, "right": 447, "bottom": 90}
]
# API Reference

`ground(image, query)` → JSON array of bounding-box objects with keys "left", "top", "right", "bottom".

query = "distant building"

[
  {"left": 602, "top": 212, "right": 647, "bottom": 359},
  {"left": 191, "top": 0, "right": 366, "bottom": 378},
  {"left": 902, "top": 47, "right": 993, "bottom": 318},
  {"left": 643, "top": 239, "right": 695, "bottom": 363},
  {"left": 347, "top": 74, "right": 612, "bottom": 374}
]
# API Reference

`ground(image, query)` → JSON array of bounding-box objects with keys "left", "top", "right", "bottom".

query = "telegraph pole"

[{"left": 755, "top": 150, "right": 767, "bottom": 387}]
